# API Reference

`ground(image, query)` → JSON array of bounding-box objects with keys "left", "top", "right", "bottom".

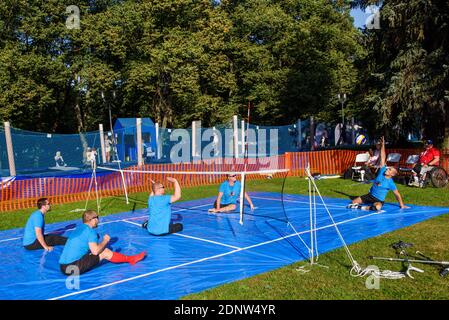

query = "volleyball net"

[{"left": 94, "top": 157, "right": 290, "bottom": 225}]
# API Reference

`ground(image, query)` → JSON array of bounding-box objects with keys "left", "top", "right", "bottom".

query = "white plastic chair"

[
  {"left": 399, "top": 155, "right": 419, "bottom": 173},
  {"left": 386, "top": 153, "right": 402, "bottom": 168},
  {"left": 351, "top": 153, "right": 371, "bottom": 181}
]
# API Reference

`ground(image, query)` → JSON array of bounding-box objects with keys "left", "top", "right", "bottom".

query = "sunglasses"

[
  {"left": 90, "top": 216, "right": 99, "bottom": 220},
  {"left": 228, "top": 175, "right": 236, "bottom": 178}
]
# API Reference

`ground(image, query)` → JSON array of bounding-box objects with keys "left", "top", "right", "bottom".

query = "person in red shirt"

[{"left": 409, "top": 140, "right": 440, "bottom": 187}]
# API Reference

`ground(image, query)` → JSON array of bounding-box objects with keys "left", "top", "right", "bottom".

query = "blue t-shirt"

[
  {"left": 219, "top": 181, "right": 241, "bottom": 205},
  {"left": 369, "top": 166, "right": 397, "bottom": 201},
  {"left": 59, "top": 224, "right": 99, "bottom": 265},
  {"left": 147, "top": 195, "right": 172, "bottom": 235},
  {"left": 23, "top": 210, "right": 45, "bottom": 246}
]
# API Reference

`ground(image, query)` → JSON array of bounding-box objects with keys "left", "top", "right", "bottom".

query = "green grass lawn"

[{"left": 1, "top": 177, "right": 448, "bottom": 299}]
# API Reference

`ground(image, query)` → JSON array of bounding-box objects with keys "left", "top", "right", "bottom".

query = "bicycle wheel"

[{"left": 431, "top": 167, "right": 449, "bottom": 188}]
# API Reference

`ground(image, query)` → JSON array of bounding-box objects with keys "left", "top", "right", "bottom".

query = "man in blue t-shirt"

[
  {"left": 208, "top": 173, "right": 255, "bottom": 213},
  {"left": 23, "top": 198, "right": 67, "bottom": 251},
  {"left": 142, "top": 177, "right": 183, "bottom": 236},
  {"left": 348, "top": 137, "right": 409, "bottom": 211},
  {"left": 59, "top": 210, "right": 146, "bottom": 275}
]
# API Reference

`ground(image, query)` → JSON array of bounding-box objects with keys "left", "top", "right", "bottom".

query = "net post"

[
  {"left": 239, "top": 172, "right": 245, "bottom": 225},
  {"left": 306, "top": 163, "right": 316, "bottom": 265},
  {"left": 4, "top": 122, "right": 16, "bottom": 176},
  {"left": 119, "top": 169, "right": 129, "bottom": 204}
]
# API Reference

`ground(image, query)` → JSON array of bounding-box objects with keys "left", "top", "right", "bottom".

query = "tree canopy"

[{"left": 0, "top": 0, "right": 447, "bottom": 146}]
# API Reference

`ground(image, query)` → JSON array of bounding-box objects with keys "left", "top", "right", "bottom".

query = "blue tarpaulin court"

[{"left": 0, "top": 192, "right": 448, "bottom": 300}]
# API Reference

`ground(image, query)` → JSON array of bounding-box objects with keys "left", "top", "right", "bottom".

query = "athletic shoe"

[
  {"left": 347, "top": 203, "right": 361, "bottom": 209},
  {"left": 408, "top": 181, "right": 420, "bottom": 187}
]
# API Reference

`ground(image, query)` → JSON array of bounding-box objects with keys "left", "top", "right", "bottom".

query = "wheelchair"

[{"left": 420, "top": 166, "right": 449, "bottom": 188}]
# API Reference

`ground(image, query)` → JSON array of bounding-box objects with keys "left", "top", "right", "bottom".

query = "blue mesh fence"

[
  {"left": 8, "top": 127, "right": 102, "bottom": 176},
  {"left": 1, "top": 117, "right": 370, "bottom": 177}
]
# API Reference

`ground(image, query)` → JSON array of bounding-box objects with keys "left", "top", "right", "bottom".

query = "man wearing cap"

[
  {"left": 348, "top": 137, "right": 409, "bottom": 211},
  {"left": 409, "top": 140, "right": 441, "bottom": 187},
  {"left": 208, "top": 173, "right": 255, "bottom": 213}
]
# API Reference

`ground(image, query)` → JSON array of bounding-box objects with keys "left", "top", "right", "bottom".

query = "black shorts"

[
  {"left": 24, "top": 234, "right": 67, "bottom": 250},
  {"left": 60, "top": 253, "right": 100, "bottom": 276},
  {"left": 360, "top": 193, "right": 384, "bottom": 205},
  {"left": 148, "top": 223, "right": 183, "bottom": 236},
  {"left": 213, "top": 200, "right": 235, "bottom": 209}
]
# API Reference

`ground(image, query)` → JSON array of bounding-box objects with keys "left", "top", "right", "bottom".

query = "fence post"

[
  {"left": 155, "top": 122, "right": 161, "bottom": 159},
  {"left": 4, "top": 122, "right": 16, "bottom": 176},
  {"left": 192, "top": 120, "right": 201, "bottom": 161},
  {"left": 233, "top": 115, "right": 239, "bottom": 159},
  {"left": 136, "top": 118, "right": 143, "bottom": 166},
  {"left": 99, "top": 124, "right": 106, "bottom": 164},
  {"left": 241, "top": 120, "right": 245, "bottom": 156}
]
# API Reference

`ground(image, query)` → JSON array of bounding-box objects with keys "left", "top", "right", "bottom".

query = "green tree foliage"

[
  {"left": 0, "top": 0, "right": 362, "bottom": 132},
  {"left": 352, "top": 0, "right": 449, "bottom": 146}
]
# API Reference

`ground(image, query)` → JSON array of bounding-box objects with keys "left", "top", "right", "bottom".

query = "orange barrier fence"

[{"left": 1, "top": 149, "right": 447, "bottom": 212}]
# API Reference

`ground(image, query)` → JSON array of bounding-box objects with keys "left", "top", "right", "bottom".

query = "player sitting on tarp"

[
  {"left": 23, "top": 198, "right": 67, "bottom": 251},
  {"left": 141, "top": 177, "right": 183, "bottom": 235},
  {"left": 208, "top": 173, "right": 255, "bottom": 213},
  {"left": 348, "top": 137, "right": 409, "bottom": 211},
  {"left": 59, "top": 210, "right": 146, "bottom": 275}
]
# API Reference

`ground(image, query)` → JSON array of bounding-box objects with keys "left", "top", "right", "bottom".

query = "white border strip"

[{"left": 122, "top": 220, "right": 241, "bottom": 250}]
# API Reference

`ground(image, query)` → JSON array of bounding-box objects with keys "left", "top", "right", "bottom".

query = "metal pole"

[
  {"left": 136, "top": 118, "right": 143, "bottom": 166},
  {"left": 99, "top": 124, "right": 106, "bottom": 164},
  {"left": 155, "top": 122, "right": 160, "bottom": 159},
  {"left": 241, "top": 120, "right": 245, "bottom": 156},
  {"left": 4, "top": 122, "right": 16, "bottom": 176},
  {"left": 233, "top": 115, "right": 239, "bottom": 159}
]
